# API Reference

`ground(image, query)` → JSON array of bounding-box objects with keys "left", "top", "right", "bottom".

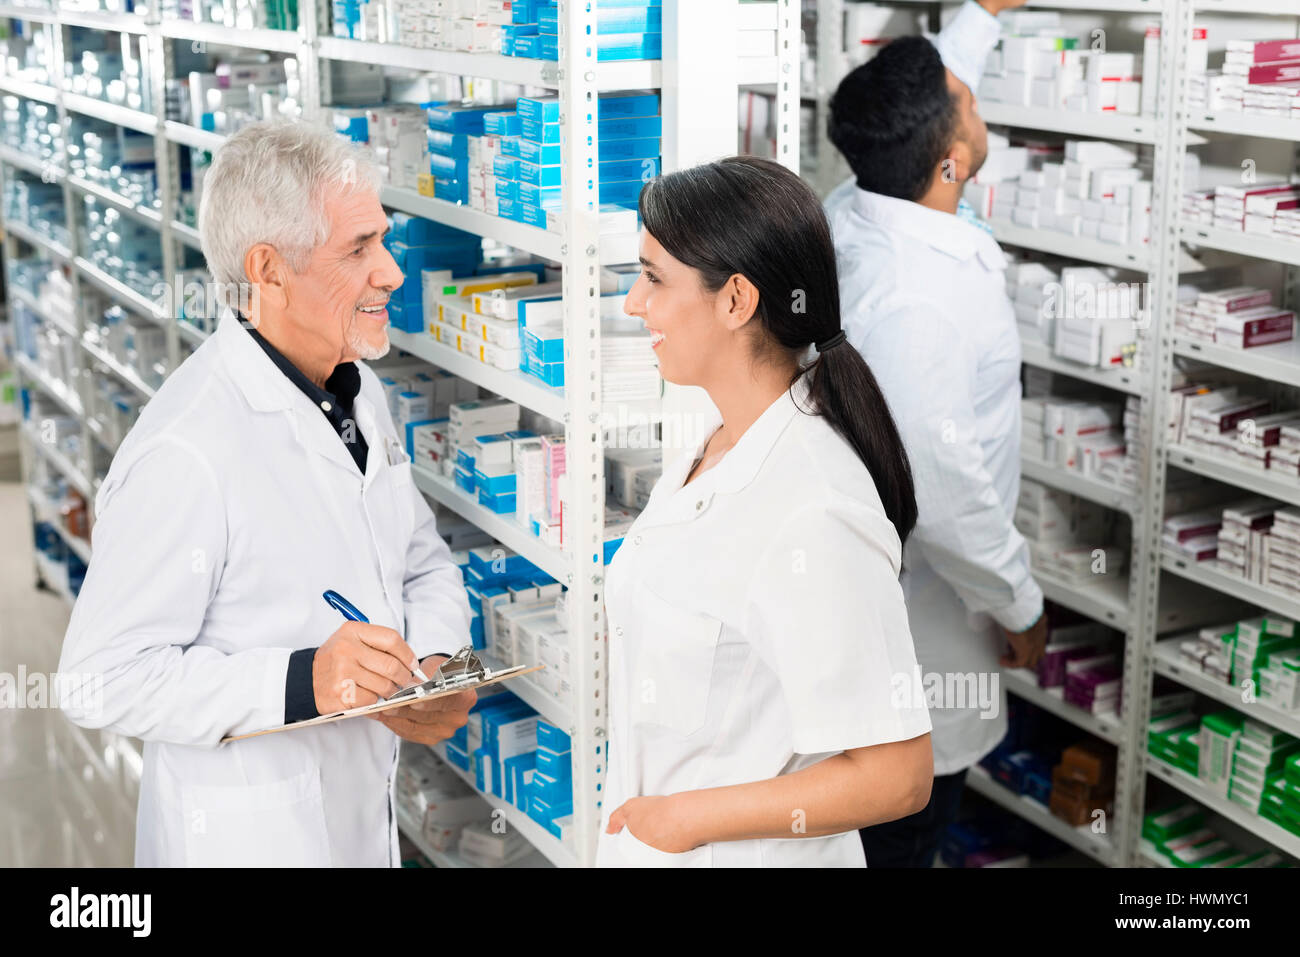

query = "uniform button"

[
  {"left": 634, "top": 535, "right": 642, "bottom": 545},
  {"left": 695, "top": 500, "right": 703, "bottom": 510},
  {"left": 616, "top": 627, "right": 623, "bottom": 637},
  {"left": 321, "top": 400, "right": 332, "bottom": 412}
]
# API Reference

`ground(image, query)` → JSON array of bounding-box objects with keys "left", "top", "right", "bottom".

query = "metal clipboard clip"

[{"left": 385, "top": 645, "right": 487, "bottom": 702}]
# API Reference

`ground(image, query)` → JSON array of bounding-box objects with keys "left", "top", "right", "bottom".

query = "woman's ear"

[{"left": 720, "top": 273, "right": 759, "bottom": 332}]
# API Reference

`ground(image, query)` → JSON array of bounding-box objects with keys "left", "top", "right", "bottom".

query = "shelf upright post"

[
  {"left": 775, "top": 0, "right": 801, "bottom": 173},
  {"left": 1118, "top": 0, "right": 1197, "bottom": 867},
  {"left": 558, "top": 0, "right": 607, "bottom": 868},
  {"left": 812, "top": 0, "right": 846, "bottom": 193},
  {"left": 153, "top": 19, "right": 182, "bottom": 375},
  {"left": 306, "top": 0, "right": 328, "bottom": 121},
  {"left": 49, "top": 16, "right": 98, "bottom": 484}
]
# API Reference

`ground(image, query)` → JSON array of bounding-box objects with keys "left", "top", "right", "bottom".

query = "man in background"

[{"left": 826, "top": 0, "right": 1047, "bottom": 867}]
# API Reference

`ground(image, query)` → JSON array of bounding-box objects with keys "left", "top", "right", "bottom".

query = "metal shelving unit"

[
  {"left": 1, "top": 0, "right": 795, "bottom": 869},
  {"left": 807, "top": 0, "right": 1300, "bottom": 867}
]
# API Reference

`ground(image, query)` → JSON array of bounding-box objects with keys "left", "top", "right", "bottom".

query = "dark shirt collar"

[{"left": 239, "top": 318, "right": 361, "bottom": 411}]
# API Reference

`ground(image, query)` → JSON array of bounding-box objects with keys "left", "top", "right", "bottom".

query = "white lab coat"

[
  {"left": 823, "top": 2, "right": 1040, "bottom": 778},
  {"left": 595, "top": 374, "right": 932, "bottom": 868},
  {"left": 57, "top": 312, "right": 471, "bottom": 867},
  {"left": 825, "top": 187, "right": 1043, "bottom": 777}
]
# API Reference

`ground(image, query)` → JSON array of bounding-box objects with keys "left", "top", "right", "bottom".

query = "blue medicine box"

[
  {"left": 478, "top": 487, "right": 517, "bottom": 513},
  {"left": 425, "top": 129, "right": 469, "bottom": 157},
  {"left": 530, "top": 359, "right": 565, "bottom": 388},
  {"left": 514, "top": 33, "right": 545, "bottom": 58},
  {"left": 600, "top": 179, "right": 647, "bottom": 206},
  {"left": 517, "top": 139, "right": 561, "bottom": 167},
  {"left": 434, "top": 176, "right": 468, "bottom": 205},
  {"left": 429, "top": 152, "right": 470, "bottom": 181},
  {"left": 535, "top": 745, "right": 572, "bottom": 781},
  {"left": 454, "top": 465, "right": 476, "bottom": 494},
  {"left": 427, "top": 103, "right": 507, "bottom": 135},
  {"left": 517, "top": 91, "right": 660, "bottom": 124},
  {"left": 483, "top": 110, "right": 522, "bottom": 136},
  {"left": 389, "top": 211, "right": 478, "bottom": 246},
  {"left": 497, "top": 197, "right": 520, "bottom": 222},
  {"left": 538, "top": 31, "right": 662, "bottom": 62},
  {"left": 520, "top": 113, "right": 662, "bottom": 145},
  {"left": 469, "top": 610, "right": 484, "bottom": 650},
  {"left": 503, "top": 752, "right": 536, "bottom": 805},
  {"left": 591, "top": 136, "right": 662, "bottom": 161},
  {"left": 519, "top": 202, "right": 549, "bottom": 229},
  {"left": 444, "top": 742, "right": 470, "bottom": 771},
  {"left": 495, "top": 178, "right": 520, "bottom": 202},
  {"left": 511, "top": 0, "right": 541, "bottom": 23},
  {"left": 474, "top": 470, "right": 517, "bottom": 497},
  {"left": 539, "top": 5, "right": 660, "bottom": 34},
  {"left": 500, "top": 135, "right": 521, "bottom": 157},
  {"left": 523, "top": 327, "right": 565, "bottom": 364},
  {"left": 519, "top": 182, "right": 561, "bottom": 209},
  {"left": 493, "top": 155, "right": 520, "bottom": 179},
  {"left": 530, "top": 769, "right": 570, "bottom": 804},
  {"left": 528, "top": 794, "right": 573, "bottom": 828},
  {"left": 455, "top": 448, "right": 476, "bottom": 471}
]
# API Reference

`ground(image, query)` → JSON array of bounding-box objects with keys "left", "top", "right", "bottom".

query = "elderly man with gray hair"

[{"left": 58, "top": 121, "right": 476, "bottom": 867}]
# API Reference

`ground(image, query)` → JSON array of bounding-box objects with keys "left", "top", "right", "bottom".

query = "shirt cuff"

[
  {"left": 989, "top": 578, "right": 1046, "bottom": 634},
  {"left": 284, "top": 647, "right": 320, "bottom": 724},
  {"left": 934, "top": 0, "right": 1003, "bottom": 95}
]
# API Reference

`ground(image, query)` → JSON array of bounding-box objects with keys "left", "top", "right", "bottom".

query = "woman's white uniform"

[{"left": 595, "top": 374, "right": 932, "bottom": 867}]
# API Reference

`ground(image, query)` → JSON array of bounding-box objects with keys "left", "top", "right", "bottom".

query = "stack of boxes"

[
  {"left": 504, "top": 0, "right": 662, "bottom": 62},
  {"left": 442, "top": 693, "right": 576, "bottom": 847},
  {"left": 1188, "top": 33, "right": 1300, "bottom": 122},
  {"left": 1140, "top": 802, "right": 1288, "bottom": 867},
  {"left": 80, "top": 197, "right": 163, "bottom": 298},
  {"left": 393, "top": 742, "right": 490, "bottom": 855},
  {"left": 1168, "top": 615, "right": 1300, "bottom": 711},
  {"left": 1062, "top": 648, "right": 1122, "bottom": 717},
  {"left": 985, "top": 139, "right": 1154, "bottom": 248},
  {"left": 1166, "top": 372, "right": 1300, "bottom": 483},
  {"left": 2, "top": 178, "right": 69, "bottom": 248},
  {"left": 979, "top": 13, "right": 1146, "bottom": 117},
  {"left": 447, "top": 398, "right": 522, "bottom": 508},
  {"left": 1229, "top": 721, "right": 1300, "bottom": 824},
  {"left": 1183, "top": 182, "right": 1300, "bottom": 244},
  {"left": 382, "top": 211, "right": 484, "bottom": 334},
  {"left": 1174, "top": 284, "right": 1296, "bottom": 350},
  {"left": 425, "top": 267, "right": 547, "bottom": 370},
  {"left": 1015, "top": 479, "right": 1128, "bottom": 589},
  {"left": 424, "top": 101, "right": 515, "bottom": 207},
  {"left": 493, "top": 90, "right": 660, "bottom": 231},
  {"left": 1036, "top": 616, "right": 1116, "bottom": 691},
  {"left": 1049, "top": 740, "right": 1116, "bottom": 827},
  {"left": 1021, "top": 396, "right": 1128, "bottom": 482}
]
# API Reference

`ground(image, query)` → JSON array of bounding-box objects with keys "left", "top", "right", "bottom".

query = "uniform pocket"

[
  {"left": 629, "top": 586, "right": 721, "bottom": 736},
  {"left": 616, "top": 827, "right": 713, "bottom": 868},
  {"left": 179, "top": 765, "right": 331, "bottom": 867}
]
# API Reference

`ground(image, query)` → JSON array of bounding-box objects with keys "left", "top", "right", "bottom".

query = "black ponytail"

[{"left": 638, "top": 156, "right": 918, "bottom": 545}]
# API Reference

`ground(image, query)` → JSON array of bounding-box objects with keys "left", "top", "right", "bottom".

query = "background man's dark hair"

[{"left": 828, "top": 35, "right": 959, "bottom": 202}]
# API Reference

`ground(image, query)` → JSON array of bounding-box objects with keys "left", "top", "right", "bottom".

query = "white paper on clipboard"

[{"left": 221, "top": 646, "right": 543, "bottom": 743}]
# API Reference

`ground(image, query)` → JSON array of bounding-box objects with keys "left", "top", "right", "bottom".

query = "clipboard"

[{"left": 222, "top": 646, "right": 543, "bottom": 743}]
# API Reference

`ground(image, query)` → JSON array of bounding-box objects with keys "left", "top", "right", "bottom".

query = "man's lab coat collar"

[
  {"left": 216, "top": 311, "right": 380, "bottom": 479},
  {"left": 852, "top": 186, "right": 1006, "bottom": 271}
]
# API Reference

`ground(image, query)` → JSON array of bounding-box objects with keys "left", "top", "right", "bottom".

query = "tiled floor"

[{"left": 0, "top": 478, "right": 136, "bottom": 866}]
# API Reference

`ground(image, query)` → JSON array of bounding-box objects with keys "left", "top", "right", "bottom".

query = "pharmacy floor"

[{"left": 0, "top": 476, "right": 134, "bottom": 867}]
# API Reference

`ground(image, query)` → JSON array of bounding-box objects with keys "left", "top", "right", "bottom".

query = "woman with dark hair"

[{"left": 597, "top": 156, "right": 934, "bottom": 868}]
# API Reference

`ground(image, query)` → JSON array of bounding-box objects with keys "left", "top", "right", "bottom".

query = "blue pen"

[{"left": 323, "top": 590, "right": 430, "bottom": 683}]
